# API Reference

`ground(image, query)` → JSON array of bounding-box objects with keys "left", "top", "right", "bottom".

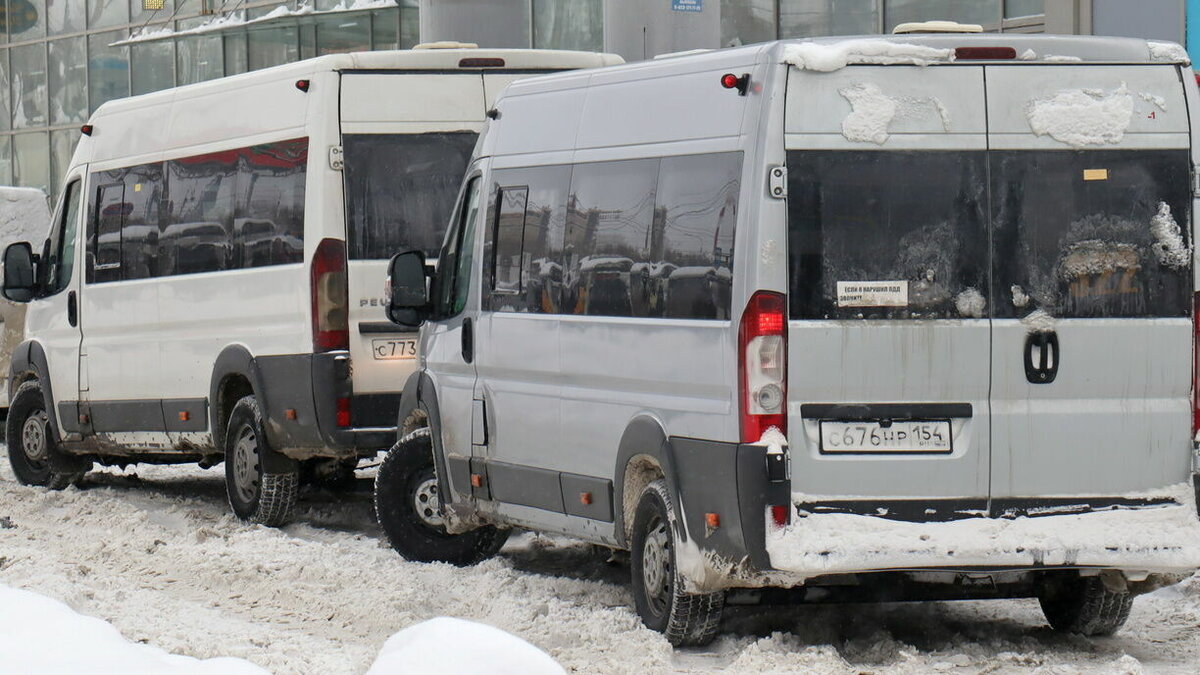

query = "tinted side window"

[
  {"left": 655, "top": 153, "right": 741, "bottom": 320},
  {"left": 564, "top": 159, "right": 659, "bottom": 317},
  {"left": 44, "top": 179, "right": 81, "bottom": 295},
  {"left": 432, "top": 176, "right": 481, "bottom": 319},
  {"left": 89, "top": 181, "right": 125, "bottom": 283},
  {"left": 344, "top": 132, "right": 478, "bottom": 260},
  {"left": 491, "top": 187, "right": 529, "bottom": 294},
  {"left": 787, "top": 150, "right": 989, "bottom": 320},
  {"left": 483, "top": 165, "right": 572, "bottom": 314},
  {"left": 121, "top": 163, "right": 165, "bottom": 280},
  {"left": 234, "top": 139, "right": 307, "bottom": 268},
  {"left": 164, "top": 150, "right": 237, "bottom": 276}
]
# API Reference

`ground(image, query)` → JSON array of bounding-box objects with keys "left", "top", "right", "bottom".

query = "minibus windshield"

[{"left": 343, "top": 131, "right": 478, "bottom": 260}]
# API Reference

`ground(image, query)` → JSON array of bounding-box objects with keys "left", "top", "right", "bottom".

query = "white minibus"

[{"left": 1, "top": 47, "right": 621, "bottom": 525}]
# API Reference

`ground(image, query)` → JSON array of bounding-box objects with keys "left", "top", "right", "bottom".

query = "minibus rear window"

[
  {"left": 787, "top": 150, "right": 989, "bottom": 320},
  {"left": 343, "top": 132, "right": 478, "bottom": 260}
]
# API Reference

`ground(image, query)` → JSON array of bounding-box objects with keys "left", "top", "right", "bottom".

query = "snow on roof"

[{"left": 782, "top": 39, "right": 954, "bottom": 72}]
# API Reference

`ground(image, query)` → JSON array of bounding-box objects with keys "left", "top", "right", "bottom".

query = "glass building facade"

[{"left": 0, "top": 0, "right": 1064, "bottom": 198}]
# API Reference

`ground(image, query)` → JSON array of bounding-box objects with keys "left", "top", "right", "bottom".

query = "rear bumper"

[{"left": 763, "top": 487, "right": 1200, "bottom": 584}]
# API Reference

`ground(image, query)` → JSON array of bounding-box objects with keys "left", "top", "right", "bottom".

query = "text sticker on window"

[{"left": 837, "top": 281, "right": 909, "bottom": 307}]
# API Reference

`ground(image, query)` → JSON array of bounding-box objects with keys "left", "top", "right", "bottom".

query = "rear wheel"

[
  {"left": 630, "top": 479, "right": 724, "bottom": 646},
  {"left": 5, "top": 380, "right": 88, "bottom": 489},
  {"left": 1039, "top": 574, "right": 1134, "bottom": 636},
  {"left": 374, "top": 430, "right": 508, "bottom": 566},
  {"left": 224, "top": 395, "right": 298, "bottom": 526}
]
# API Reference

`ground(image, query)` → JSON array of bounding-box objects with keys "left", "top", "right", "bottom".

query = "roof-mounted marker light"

[
  {"left": 295, "top": 79, "right": 310, "bottom": 92},
  {"left": 80, "top": 124, "right": 93, "bottom": 136},
  {"left": 954, "top": 46, "right": 1017, "bottom": 60},
  {"left": 721, "top": 72, "right": 750, "bottom": 96},
  {"left": 460, "top": 57, "right": 505, "bottom": 68}
]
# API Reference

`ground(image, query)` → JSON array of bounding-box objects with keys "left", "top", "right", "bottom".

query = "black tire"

[
  {"left": 1039, "top": 574, "right": 1134, "bottom": 636},
  {"left": 5, "top": 380, "right": 88, "bottom": 489},
  {"left": 630, "top": 479, "right": 724, "bottom": 646},
  {"left": 374, "top": 429, "right": 508, "bottom": 566},
  {"left": 224, "top": 395, "right": 298, "bottom": 526}
]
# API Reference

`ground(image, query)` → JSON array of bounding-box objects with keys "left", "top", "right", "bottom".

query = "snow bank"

[
  {"left": 1027, "top": 83, "right": 1134, "bottom": 147},
  {"left": 0, "top": 583, "right": 268, "bottom": 675},
  {"left": 0, "top": 186, "right": 50, "bottom": 245},
  {"left": 767, "top": 485, "right": 1200, "bottom": 579},
  {"left": 782, "top": 40, "right": 954, "bottom": 72},
  {"left": 366, "top": 617, "right": 564, "bottom": 675}
]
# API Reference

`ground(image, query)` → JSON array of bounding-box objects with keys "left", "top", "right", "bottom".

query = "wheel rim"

[
  {"left": 642, "top": 516, "right": 672, "bottom": 615},
  {"left": 413, "top": 475, "right": 444, "bottom": 528},
  {"left": 231, "top": 425, "right": 260, "bottom": 504},
  {"left": 21, "top": 409, "right": 50, "bottom": 467}
]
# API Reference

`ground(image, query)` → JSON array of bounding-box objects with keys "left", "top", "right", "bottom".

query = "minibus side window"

[
  {"left": 43, "top": 179, "right": 81, "bottom": 295},
  {"left": 91, "top": 182, "right": 125, "bottom": 283},
  {"left": 491, "top": 186, "right": 529, "bottom": 294},
  {"left": 483, "top": 165, "right": 571, "bottom": 314},
  {"left": 432, "top": 176, "right": 480, "bottom": 319}
]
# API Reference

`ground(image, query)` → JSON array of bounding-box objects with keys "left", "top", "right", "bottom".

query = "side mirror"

[
  {"left": 387, "top": 250, "right": 430, "bottom": 327},
  {"left": 2, "top": 242, "right": 38, "bottom": 303}
]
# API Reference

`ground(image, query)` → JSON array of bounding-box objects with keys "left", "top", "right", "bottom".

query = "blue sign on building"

[{"left": 672, "top": 0, "right": 702, "bottom": 12}]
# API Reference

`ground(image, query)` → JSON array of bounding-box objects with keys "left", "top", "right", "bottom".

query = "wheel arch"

[
  {"left": 8, "top": 339, "right": 59, "bottom": 437},
  {"left": 209, "top": 344, "right": 268, "bottom": 453},
  {"left": 613, "top": 414, "right": 686, "bottom": 549}
]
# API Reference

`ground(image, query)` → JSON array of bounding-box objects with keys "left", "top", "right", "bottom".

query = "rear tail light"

[
  {"left": 336, "top": 396, "right": 352, "bottom": 428},
  {"left": 954, "top": 46, "right": 1017, "bottom": 60},
  {"left": 311, "top": 238, "right": 349, "bottom": 352},
  {"left": 770, "top": 505, "right": 790, "bottom": 528},
  {"left": 739, "top": 291, "right": 787, "bottom": 443}
]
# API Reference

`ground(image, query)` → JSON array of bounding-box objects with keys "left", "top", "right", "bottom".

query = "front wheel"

[
  {"left": 5, "top": 380, "right": 88, "bottom": 489},
  {"left": 630, "top": 479, "right": 724, "bottom": 646},
  {"left": 224, "top": 395, "right": 298, "bottom": 526},
  {"left": 374, "top": 430, "right": 508, "bottom": 566}
]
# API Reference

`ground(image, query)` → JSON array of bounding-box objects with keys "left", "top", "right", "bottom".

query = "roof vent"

[
  {"left": 893, "top": 21, "right": 983, "bottom": 34},
  {"left": 413, "top": 41, "right": 479, "bottom": 50}
]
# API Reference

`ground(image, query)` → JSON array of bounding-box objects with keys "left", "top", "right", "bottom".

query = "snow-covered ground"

[{"left": 1, "top": 456, "right": 1198, "bottom": 674}]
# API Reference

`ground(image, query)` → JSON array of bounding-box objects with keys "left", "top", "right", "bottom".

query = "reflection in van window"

[
  {"left": 343, "top": 132, "right": 478, "bottom": 260},
  {"left": 565, "top": 159, "right": 659, "bottom": 317},
  {"left": 91, "top": 182, "right": 127, "bottom": 283},
  {"left": 164, "top": 150, "right": 237, "bottom": 276},
  {"left": 484, "top": 166, "right": 571, "bottom": 314},
  {"left": 492, "top": 187, "right": 529, "bottom": 293},
  {"left": 991, "top": 149, "right": 1191, "bottom": 319},
  {"left": 233, "top": 139, "right": 308, "bottom": 268},
  {"left": 787, "top": 150, "right": 989, "bottom": 320}
]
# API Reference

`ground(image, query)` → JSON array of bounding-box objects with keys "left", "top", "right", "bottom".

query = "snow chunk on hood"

[
  {"left": 1150, "top": 202, "right": 1191, "bottom": 269},
  {"left": 1026, "top": 83, "right": 1134, "bottom": 147},
  {"left": 368, "top": 617, "right": 564, "bottom": 675},
  {"left": 1148, "top": 41, "right": 1191, "bottom": 65},
  {"left": 782, "top": 39, "right": 954, "bottom": 72}
]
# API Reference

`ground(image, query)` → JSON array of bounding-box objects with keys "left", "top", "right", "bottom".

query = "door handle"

[
  {"left": 461, "top": 317, "right": 474, "bottom": 364},
  {"left": 1024, "top": 330, "right": 1059, "bottom": 384},
  {"left": 68, "top": 290, "right": 77, "bottom": 327}
]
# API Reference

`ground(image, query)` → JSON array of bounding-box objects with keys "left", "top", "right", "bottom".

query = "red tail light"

[
  {"left": 311, "top": 238, "right": 349, "bottom": 352},
  {"left": 954, "top": 46, "right": 1017, "bottom": 60},
  {"left": 770, "top": 504, "right": 790, "bottom": 528},
  {"left": 739, "top": 291, "right": 787, "bottom": 443}
]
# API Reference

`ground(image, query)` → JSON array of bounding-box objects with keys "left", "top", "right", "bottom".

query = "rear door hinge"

[
  {"left": 329, "top": 145, "right": 344, "bottom": 171},
  {"left": 768, "top": 165, "right": 787, "bottom": 199}
]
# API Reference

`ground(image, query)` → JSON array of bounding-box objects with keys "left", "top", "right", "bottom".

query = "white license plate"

[
  {"left": 371, "top": 338, "right": 418, "bottom": 360},
  {"left": 820, "top": 420, "right": 952, "bottom": 453}
]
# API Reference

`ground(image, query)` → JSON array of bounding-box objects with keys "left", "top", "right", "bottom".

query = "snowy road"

[{"left": 1, "top": 456, "right": 1198, "bottom": 674}]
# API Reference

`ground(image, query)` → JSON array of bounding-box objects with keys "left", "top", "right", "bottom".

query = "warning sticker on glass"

[{"left": 837, "top": 281, "right": 909, "bottom": 307}]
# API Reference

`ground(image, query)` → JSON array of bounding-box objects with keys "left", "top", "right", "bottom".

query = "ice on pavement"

[
  {"left": 0, "top": 583, "right": 268, "bottom": 675},
  {"left": 366, "top": 617, "right": 564, "bottom": 675}
]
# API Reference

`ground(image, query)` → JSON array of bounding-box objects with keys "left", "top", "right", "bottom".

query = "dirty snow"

[
  {"left": 3, "top": 459, "right": 1200, "bottom": 674},
  {"left": 1026, "top": 83, "right": 1134, "bottom": 147},
  {"left": 782, "top": 40, "right": 954, "bottom": 72},
  {"left": 1150, "top": 201, "right": 1191, "bottom": 269},
  {"left": 954, "top": 288, "right": 986, "bottom": 318},
  {"left": 1148, "top": 41, "right": 1191, "bottom": 64}
]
